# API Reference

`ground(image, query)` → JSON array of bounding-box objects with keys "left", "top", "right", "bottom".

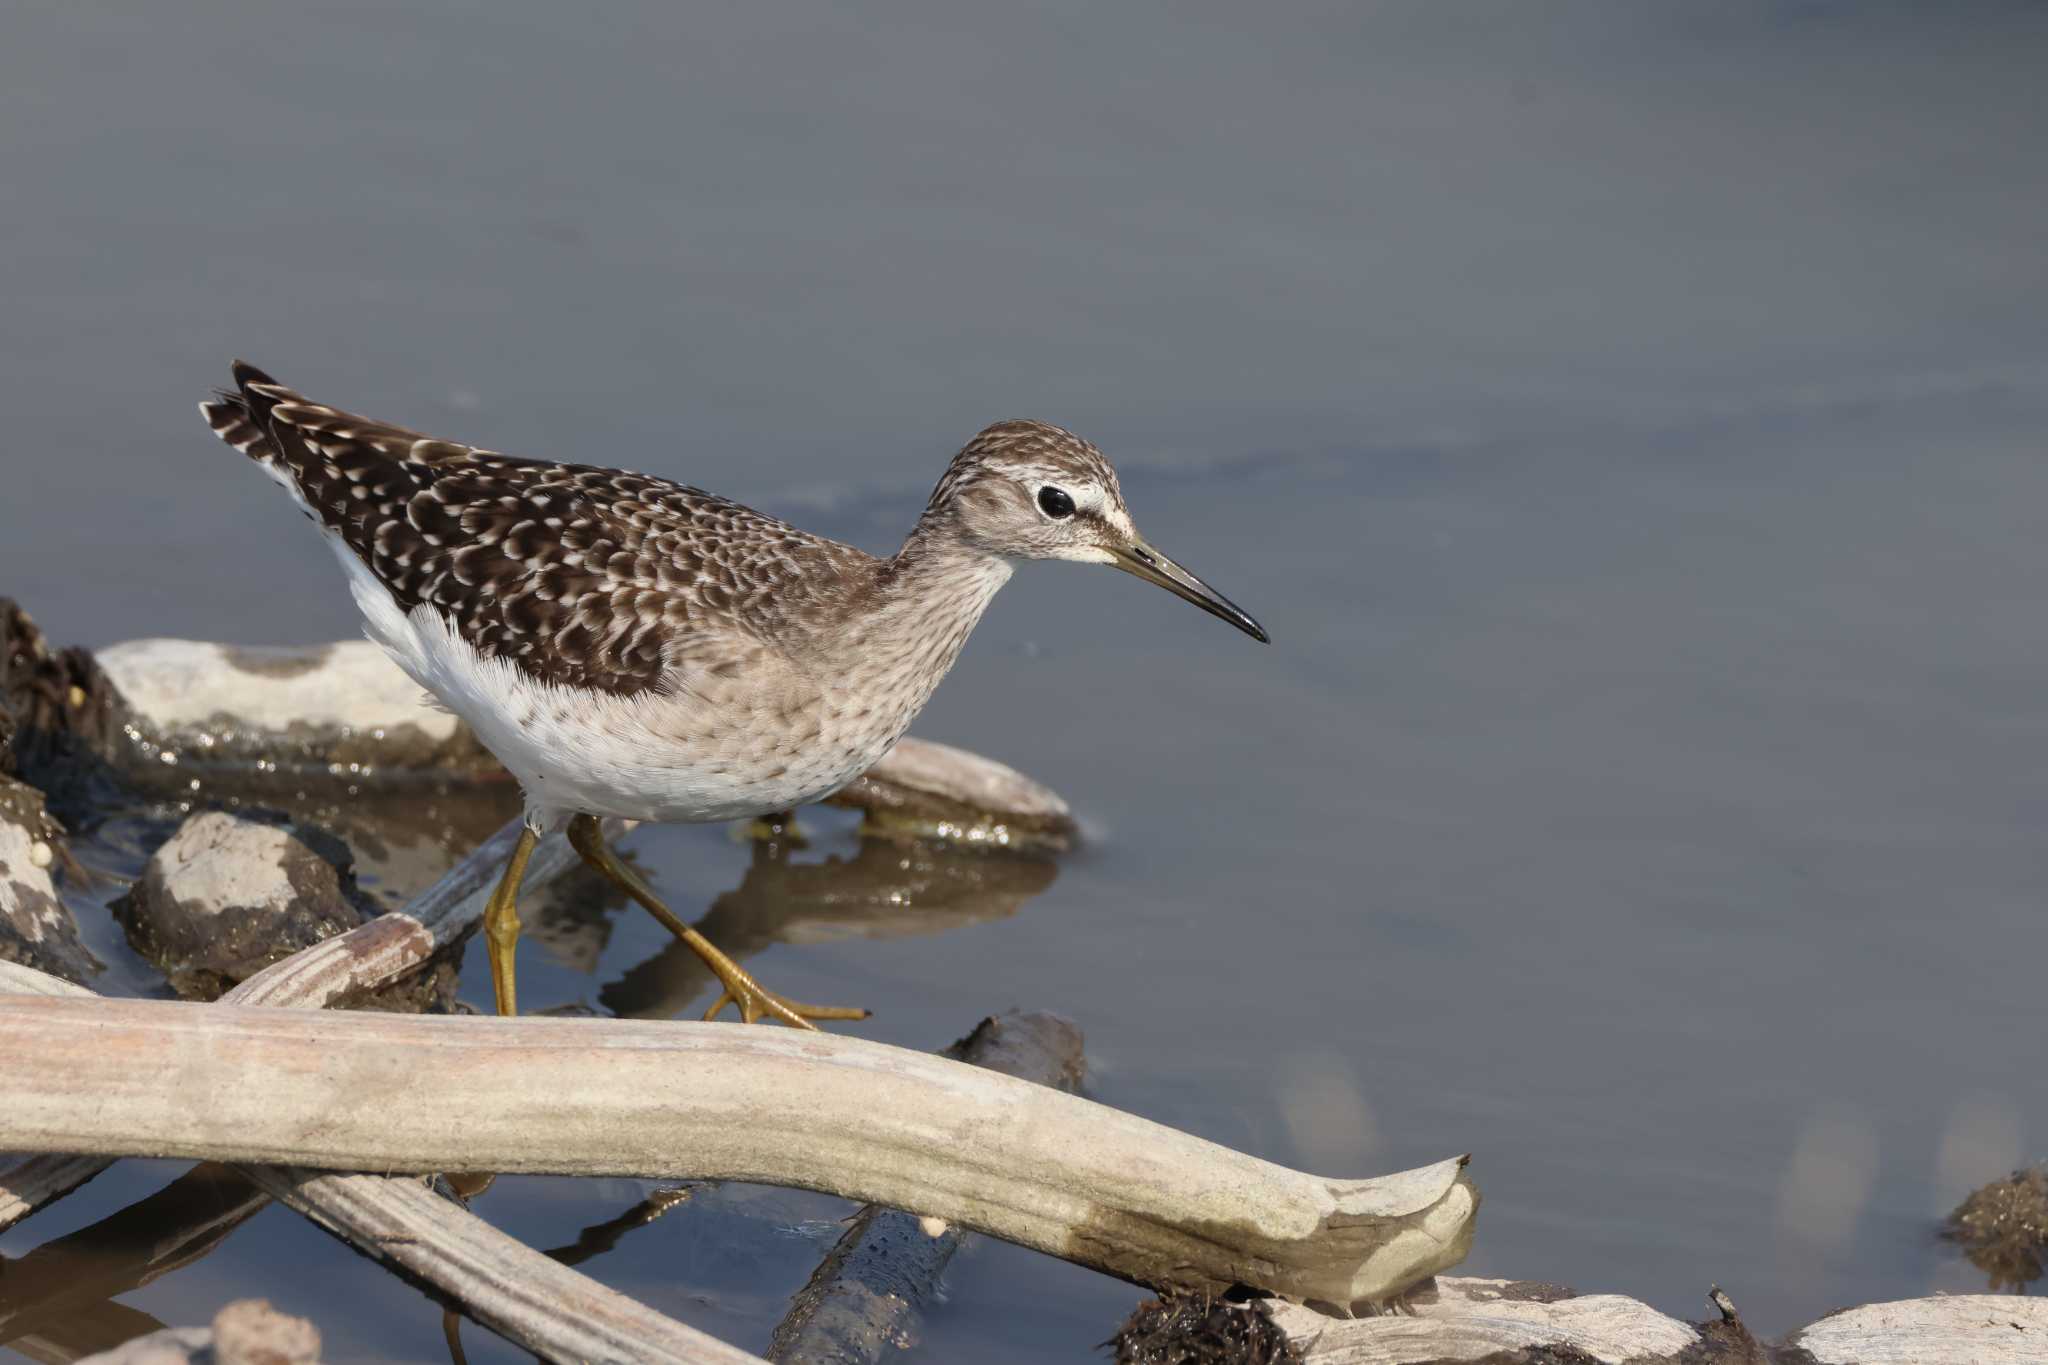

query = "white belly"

[{"left": 331, "top": 541, "right": 891, "bottom": 828}]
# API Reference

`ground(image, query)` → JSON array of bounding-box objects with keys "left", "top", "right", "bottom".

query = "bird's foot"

[{"left": 702, "top": 966, "right": 870, "bottom": 1030}]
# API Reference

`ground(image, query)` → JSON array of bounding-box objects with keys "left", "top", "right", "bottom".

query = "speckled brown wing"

[{"left": 200, "top": 361, "right": 816, "bottom": 699}]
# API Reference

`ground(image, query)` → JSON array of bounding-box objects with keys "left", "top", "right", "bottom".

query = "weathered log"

[
  {"left": 0, "top": 994, "right": 1477, "bottom": 1309},
  {"left": 241, "top": 1166, "right": 761, "bottom": 1364},
  {"left": 0, "top": 813, "right": 613, "bottom": 1231},
  {"left": 768, "top": 1011, "right": 1086, "bottom": 1363},
  {"left": 0, "top": 957, "right": 104, "bottom": 1232},
  {"left": 0, "top": 956, "right": 770, "bottom": 1364}
]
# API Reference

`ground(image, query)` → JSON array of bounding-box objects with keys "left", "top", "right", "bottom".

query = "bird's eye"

[{"left": 1037, "top": 486, "right": 1076, "bottom": 519}]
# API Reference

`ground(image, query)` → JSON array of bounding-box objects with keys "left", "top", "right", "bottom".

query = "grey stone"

[{"left": 115, "top": 811, "right": 370, "bottom": 998}]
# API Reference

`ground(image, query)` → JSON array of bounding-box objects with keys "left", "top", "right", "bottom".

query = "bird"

[{"left": 200, "top": 361, "right": 1267, "bottom": 1029}]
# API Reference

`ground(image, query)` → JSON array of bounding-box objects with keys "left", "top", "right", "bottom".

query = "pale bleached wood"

[
  {"left": 1789, "top": 1295, "right": 2048, "bottom": 1365},
  {"left": 0, "top": 814, "right": 789, "bottom": 1365},
  {"left": 242, "top": 1168, "right": 760, "bottom": 1364},
  {"left": 1272, "top": 1277, "right": 1700, "bottom": 1364},
  {"left": 224, "top": 814, "right": 622, "bottom": 1009},
  {"left": 0, "top": 954, "right": 771, "bottom": 1364},
  {"left": 0, "top": 958, "right": 94, "bottom": 999},
  {"left": 0, "top": 994, "right": 1475, "bottom": 1308},
  {"left": 768, "top": 1011, "right": 1087, "bottom": 1364},
  {"left": 0, "top": 959, "right": 105, "bottom": 1231},
  {"left": 0, "top": 815, "right": 615, "bottom": 1232}
]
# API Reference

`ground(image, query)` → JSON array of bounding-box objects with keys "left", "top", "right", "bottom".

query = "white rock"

[
  {"left": 98, "top": 638, "right": 460, "bottom": 741},
  {"left": 1274, "top": 1277, "right": 1700, "bottom": 1364},
  {"left": 1790, "top": 1295, "right": 2048, "bottom": 1364},
  {"left": 146, "top": 812, "right": 301, "bottom": 917}
]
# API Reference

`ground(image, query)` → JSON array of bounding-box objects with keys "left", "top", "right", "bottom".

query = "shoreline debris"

[
  {"left": 113, "top": 810, "right": 371, "bottom": 998},
  {"left": 1943, "top": 1166, "right": 2048, "bottom": 1293}
]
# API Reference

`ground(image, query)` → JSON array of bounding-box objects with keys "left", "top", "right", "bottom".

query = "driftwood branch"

[
  {"left": 1, "top": 815, "right": 761, "bottom": 1365},
  {"left": 0, "top": 994, "right": 1475, "bottom": 1308},
  {"left": 241, "top": 1166, "right": 760, "bottom": 1364},
  {"left": 769, "top": 1011, "right": 1087, "bottom": 1363},
  {"left": 0, "top": 814, "right": 617, "bottom": 1232},
  {"left": 0, "top": 957, "right": 102, "bottom": 1231},
  {"left": 225, "top": 813, "right": 623, "bottom": 1009}
]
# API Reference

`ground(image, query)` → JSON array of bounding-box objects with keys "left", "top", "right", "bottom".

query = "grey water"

[{"left": 4, "top": 2, "right": 2047, "bottom": 1360}]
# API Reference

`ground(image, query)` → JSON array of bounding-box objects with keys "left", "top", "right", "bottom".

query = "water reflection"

[
  {"left": 445, "top": 1185, "right": 703, "bottom": 1365},
  {"left": 1774, "top": 1102, "right": 1880, "bottom": 1257},
  {"left": 541, "top": 1184, "right": 700, "bottom": 1269},
  {"left": 595, "top": 834, "right": 1058, "bottom": 1020},
  {"left": 0, "top": 1164, "right": 265, "bottom": 1362}
]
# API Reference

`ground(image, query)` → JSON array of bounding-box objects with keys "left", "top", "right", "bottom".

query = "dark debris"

[
  {"left": 1107, "top": 1291, "right": 1301, "bottom": 1365},
  {"left": 1944, "top": 1166, "right": 2048, "bottom": 1292}
]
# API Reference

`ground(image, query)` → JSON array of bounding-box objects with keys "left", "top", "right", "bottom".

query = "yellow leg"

[
  {"left": 565, "top": 814, "right": 869, "bottom": 1030},
  {"left": 482, "top": 825, "right": 539, "bottom": 1017}
]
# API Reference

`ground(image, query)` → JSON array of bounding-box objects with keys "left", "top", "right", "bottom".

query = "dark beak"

[{"left": 1111, "top": 538, "right": 1270, "bottom": 643}]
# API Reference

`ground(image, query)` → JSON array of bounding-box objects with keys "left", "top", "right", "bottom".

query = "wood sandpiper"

[{"left": 202, "top": 361, "right": 1267, "bottom": 1028}]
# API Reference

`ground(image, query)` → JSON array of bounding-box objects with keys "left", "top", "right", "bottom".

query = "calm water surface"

[{"left": 3, "top": 3, "right": 2046, "bottom": 1360}]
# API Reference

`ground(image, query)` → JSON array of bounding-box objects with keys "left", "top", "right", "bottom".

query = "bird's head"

[{"left": 923, "top": 419, "right": 1268, "bottom": 643}]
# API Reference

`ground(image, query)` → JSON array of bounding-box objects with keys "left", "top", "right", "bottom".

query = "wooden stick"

[
  {"left": 0, "top": 815, "right": 614, "bottom": 1230},
  {"left": 0, "top": 958, "right": 102, "bottom": 1232},
  {"left": 242, "top": 1166, "right": 760, "bottom": 1364},
  {"left": 0, "top": 969, "right": 766, "bottom": 1364},
  {"left": 0, "top": 994, "right": 1476, "bottom": 1309},
  {"left": 225, "top": 814, "right": 622, "bottom": 1009},
  {"left": 769, "top": 1011, "right": 1086, "bottom": 1364}
]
